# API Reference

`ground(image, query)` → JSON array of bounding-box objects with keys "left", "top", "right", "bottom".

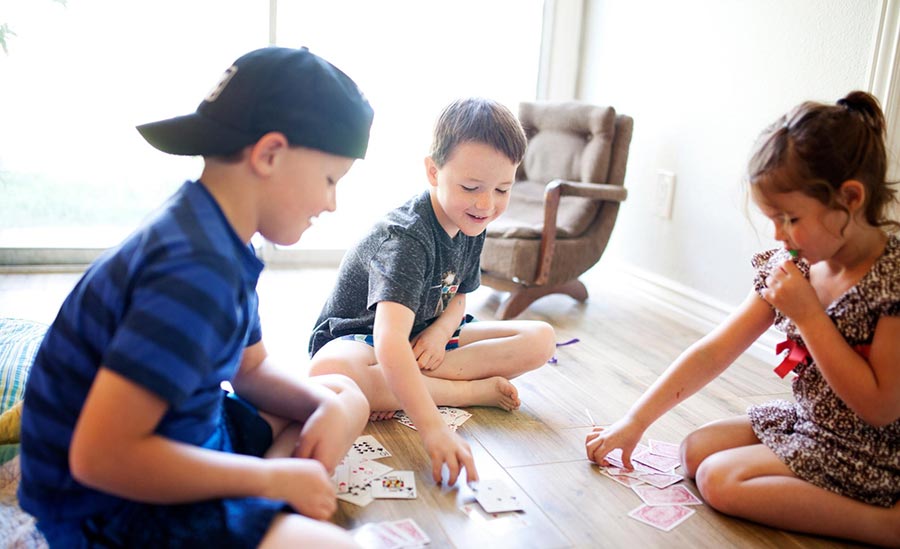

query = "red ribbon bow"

[
  {"left": 774, "top": 339, "right": 808, "bottom": 378},
  {"left": 774, "top": 339, "right": 871, "bottom": 379}
]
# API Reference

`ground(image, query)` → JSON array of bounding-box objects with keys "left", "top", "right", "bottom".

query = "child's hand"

[
  {"left": 761, "top": 259, "right": 821, "bottom": 324},
  {"left": 265, "top": 458, "right": 337, "bottom": 520},
  {"left": 294, "top": 399, "right": 360, "bottom": 473},
  {"left": 411, "top": 327, "right": 449, "bottom": 371},
  {"left": 421, "top": 426, "right": 479, "bottom": 485},
  {"left": 585, "top": 417, "right": 644, "bottom": 469}
]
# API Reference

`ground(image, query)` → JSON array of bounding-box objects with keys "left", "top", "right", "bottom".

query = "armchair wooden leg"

[{"left": 496, "top": 278, "right": 590, "bottom": 320}]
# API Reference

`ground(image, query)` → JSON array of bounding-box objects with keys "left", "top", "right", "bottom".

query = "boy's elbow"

[{"left": 69, "top": 436, "right": 110, "bottom": 489}]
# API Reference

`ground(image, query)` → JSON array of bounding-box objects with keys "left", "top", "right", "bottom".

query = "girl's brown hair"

[{"left": 747, "top": 90, "right": 898, "bottom": 231}]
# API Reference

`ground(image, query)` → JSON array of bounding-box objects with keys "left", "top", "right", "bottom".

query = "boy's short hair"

[
  {"left": 137, "top": 47, "right": 374, "bottom": 159},
  {"left": 429, "top": 98, "right": 527, "bottom": 167}
]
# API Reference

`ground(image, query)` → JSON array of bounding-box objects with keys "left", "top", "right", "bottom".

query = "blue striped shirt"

[{"left": 18, "top": 180, "right": 264, "bottom": 522}]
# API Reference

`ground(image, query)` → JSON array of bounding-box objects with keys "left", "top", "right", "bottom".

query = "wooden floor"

[{"left": 0, "top": 266, "right": 867, "bottom": 548}]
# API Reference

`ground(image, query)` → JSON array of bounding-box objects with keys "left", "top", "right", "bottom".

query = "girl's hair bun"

[{"left": 837, "top": 91, "right": 886, "bottom": 136}]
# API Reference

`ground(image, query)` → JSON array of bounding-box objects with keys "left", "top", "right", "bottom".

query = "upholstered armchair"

[{"left": 480, "top": 101, "right": 633, "bottom": 319}]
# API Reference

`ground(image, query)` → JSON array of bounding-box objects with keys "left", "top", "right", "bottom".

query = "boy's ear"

[
  {"left": 249, "top": 132, "right": 290, "bottom": 175},
  {"left": 424, "top": 156, "right": 439, "bottom": 187},
  {"left": 838, "top": 179, "right": 866, "bottom": 211}
]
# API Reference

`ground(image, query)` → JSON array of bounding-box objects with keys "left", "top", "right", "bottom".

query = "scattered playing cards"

[
  {"left": 394, "top": 407, "right": 472, "bottom": 432},
  {"left": 352, "top": 518, "right": 430, "bottom": 548},
  {"left": 334, "top": 435, "right": 395, "bottom": 507},
  {"left": 595, "top": 439, "right": 701, "bottom": 533}
]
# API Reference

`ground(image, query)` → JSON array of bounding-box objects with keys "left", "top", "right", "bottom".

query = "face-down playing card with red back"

[{"left": 628, "top": 504, "right": 695, "bottom": 532}]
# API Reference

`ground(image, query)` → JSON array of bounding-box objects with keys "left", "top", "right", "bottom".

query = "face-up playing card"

[
  {"left": 336, "top": 459, "right": 394, "bottom": 507},
  {"left": 349, "top": 435, "right": 392, "bottom": 460},
  {"left": 628, "top": 504, "right": 695, "bottom": 532},
  {"left": 395, "top": 407, "right": 472, "bottom": 432},
  {"left": 632, "top": 484, "right": 703, "bottom": 506},
  {"left": 372, "top": 471, "right": 418, "bottom": 499},
  {"left": 333, "top": 459, "right": 350, "bottom": 494},
  {"left": 473, "top": 479, "right": 526, "bottom": 513}
]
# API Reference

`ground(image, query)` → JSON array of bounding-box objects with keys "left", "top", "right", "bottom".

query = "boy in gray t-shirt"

[{"left": 309, "top": 98, "right": 556, "bottom": 485}]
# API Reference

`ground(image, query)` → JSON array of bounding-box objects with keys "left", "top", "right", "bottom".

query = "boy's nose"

[{"left": 475, "top": 192, "right": 492, "bottom": 211}]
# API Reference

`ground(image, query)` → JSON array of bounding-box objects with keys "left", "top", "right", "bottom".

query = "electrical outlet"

[{"left": 654, "top": 170, "right": 676, "bottom": 219}]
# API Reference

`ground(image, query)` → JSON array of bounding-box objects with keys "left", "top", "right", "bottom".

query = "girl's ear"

[
  {"left": 249, "top": 132, "right": 289, "bottom": 175},
  {"left": 424, "top": 156, "right": 439, "bottom": 187},
  {"left": 838, "top": 179, "right": 866, "bottom": 212}
]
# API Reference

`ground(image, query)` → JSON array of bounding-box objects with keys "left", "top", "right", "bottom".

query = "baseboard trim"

[{"left": 599, "top": 262, "right": 780, "bottom": 364}]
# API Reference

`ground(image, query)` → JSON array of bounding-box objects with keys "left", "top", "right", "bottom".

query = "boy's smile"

[{"left": 426, "top": 141, "right": 517, "bottom": 238}]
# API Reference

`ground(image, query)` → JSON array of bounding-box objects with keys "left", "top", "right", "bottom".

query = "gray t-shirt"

[{"left": 309, "top": 190, "right": 484, "bottom": 356}]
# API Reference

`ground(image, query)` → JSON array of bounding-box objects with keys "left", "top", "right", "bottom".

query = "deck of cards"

[
  {"left": 597, "top": 439, "right": 703, "bottom": 532},
  {"left": 394, "top": 406, "right": 472, "bottom": 432},
  {"left": 352, "top": 518, "right": 430, "bottom": 548},
  {"left": 334, "top": 435, "right": 420, "bottom": 507}
]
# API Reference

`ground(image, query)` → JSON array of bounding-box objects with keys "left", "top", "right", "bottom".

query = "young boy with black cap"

[{"left": 18, "top": 46, "right": 374, "bottom": 548}]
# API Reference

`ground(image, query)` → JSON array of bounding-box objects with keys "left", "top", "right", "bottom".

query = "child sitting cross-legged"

[{"left": 309, "top": 98, "right": 557, "bottom": 485}]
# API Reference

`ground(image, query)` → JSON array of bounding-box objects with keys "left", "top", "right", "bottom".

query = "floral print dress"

[{"left": 748, "top": 235, "right": 900, "bottom": 507}]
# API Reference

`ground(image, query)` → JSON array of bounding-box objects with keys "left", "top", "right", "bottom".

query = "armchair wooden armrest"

[{"left": 535, "top": 179, "right": 628, "bottom": 285}]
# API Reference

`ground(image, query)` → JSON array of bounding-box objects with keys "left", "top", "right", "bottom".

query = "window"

[{"left": 0, "top": 1, "right": 544, "bottom": 265}]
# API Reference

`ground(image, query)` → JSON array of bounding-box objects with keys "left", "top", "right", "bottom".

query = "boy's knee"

[
  {"left": 308, "top": 356, "right": 349, "bottom": 377},
  {"left": 529, "top": 321, "right": 557, "bottom": 364}
]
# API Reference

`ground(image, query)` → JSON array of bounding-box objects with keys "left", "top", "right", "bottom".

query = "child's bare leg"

[
  {"left": 259, "top": 513, "right": 357, "bottom": 549},
  {"left": 681, "top": 416, "right": 761, "bottom": 477},
  {"left": 428, "top": 320, "right": 556, "bottom": 381},
  {"left": 309, "top": 341, "right": 520, "bottom": 412},
  {"left": 695, "top": 443, "right": 900, "bottom": 546}
]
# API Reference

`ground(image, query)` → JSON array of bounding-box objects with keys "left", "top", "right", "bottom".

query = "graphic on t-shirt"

[{"left": 435, "top": 271, "right": 459, "bottom": 315}]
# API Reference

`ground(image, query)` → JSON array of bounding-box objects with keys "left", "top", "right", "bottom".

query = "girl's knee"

[
  {"left": 694, "top": 455, "right": 739, "bottom": 514},
  {"left": 681, "top": 429, "right": 711, "bottom": 478}
]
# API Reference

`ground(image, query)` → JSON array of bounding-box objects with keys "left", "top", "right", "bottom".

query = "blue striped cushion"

[{"left": 0, "top": 319, "right": 48, "bottom": 415}]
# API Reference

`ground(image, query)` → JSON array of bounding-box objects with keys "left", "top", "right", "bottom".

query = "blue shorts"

[
  {"left": 339, "top": 314, "right": 476, "bottom": 350},
  {"left": 37, "top": 392, "right": 283, "bottom": 549}
]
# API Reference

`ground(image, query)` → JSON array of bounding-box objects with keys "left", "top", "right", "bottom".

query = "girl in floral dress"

[{"left": 586, "top": 91, "right": 899, "bottom": 546}]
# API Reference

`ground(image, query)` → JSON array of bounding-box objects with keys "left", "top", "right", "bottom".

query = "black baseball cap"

[{"left": 137, "top": 46, "right": 374, "bottom": 159}]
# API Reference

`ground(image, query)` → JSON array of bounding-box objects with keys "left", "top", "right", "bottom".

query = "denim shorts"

[{"left": 339, "top": 314, "right": 475, "bottom": 350}]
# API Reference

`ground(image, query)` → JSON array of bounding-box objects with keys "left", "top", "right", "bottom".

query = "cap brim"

[{"left": 136, "top": 112, "right": 261, "bottom": 156}]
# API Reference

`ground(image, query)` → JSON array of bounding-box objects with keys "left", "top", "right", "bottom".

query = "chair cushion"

[{"left": 487, "top": 180, "right": 599, "bottom": 239}]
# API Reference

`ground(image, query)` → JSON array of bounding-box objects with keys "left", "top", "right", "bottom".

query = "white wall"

[{"left": 578, "top": 0, "right": 882, "bottom": 309}]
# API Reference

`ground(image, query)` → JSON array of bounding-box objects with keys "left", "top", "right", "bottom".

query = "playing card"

[
  {"left": 637, "top": 471, "right": 684, "bottom": 489},
  {"left": 648, "top": 439, "right": 681, "bottom": 459},
  {"left": 349, "top": 435, "right": 392, "bottom": 459},
  {"left": 600, "top": 469, "right": 645, "bottom": 488},
  {"left": 386, "top": 518, "right": 430, "bottom": 545},
  {"left": 337, "top": 459, "right": 394, "bottom": 507},
  {"left": 351, "top": 522, "right": 408, "bottom": 549},
  {"left": 394, "top": 407, "right": 472, "bottom": 432},
  {"left": 633, "top": 450, "right": 681, "bottom": 473},
  {"left": 632, "top": 484, "right": 703, "bottom": 506},
  {"left": 628, "top": 504, "right": 695, "bottom": 532},
  {"left": 333, "top": 459, "right": 350, "bottom": 494},
  {"left": 473, "top": 479, "right": 526, "bottom": 513},
  {"left": 372, "top": 471, "right": 418, "bottom": 499}
]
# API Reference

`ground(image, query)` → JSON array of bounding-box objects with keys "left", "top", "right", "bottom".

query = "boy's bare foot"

[
  {"left": 369, "top": 410, "right": 397, "bottom": 421},
  {"left": 465, "top": 377, "right": 520, "bottom": 411}
]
